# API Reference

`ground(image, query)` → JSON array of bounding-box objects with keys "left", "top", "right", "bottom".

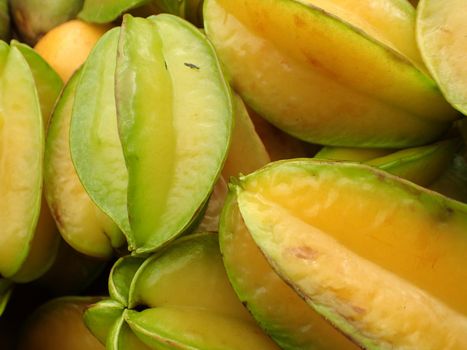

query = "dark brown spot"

[{"left": 437, "top": 205, "right": 455, "bottom": 222}]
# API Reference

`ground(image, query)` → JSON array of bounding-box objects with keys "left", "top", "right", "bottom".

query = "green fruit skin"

[
  {"left": 109, "top": 257, "right": 145, "bottom": 307},
  {"left": 153, "top": 0, "right": 204, "bottom": 26},
  {"left": 79, "top": 0, "right": 204, "bottom": 26},
  {"left": 10, "top": 0, "right": 84, "bottom": 45},
  {"left": 69, "top": 27, "right": 130, "bottom": 245},
  {"left": 84, "top": 299, "right": 124, "bottom": 345},
  {"left": 106, "top": 312, "right": 152, "bottom": 350},
  {"left": 79, "top": 0, "right": 150, "bottom": 23},
  {"left": 116, "top": 15, "right": 232, "bottom": 255}
]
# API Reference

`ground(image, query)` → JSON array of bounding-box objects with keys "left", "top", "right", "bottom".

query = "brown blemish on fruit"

[
  {"left": 294, "top": 14, "right": 305, "bottom": 28},
  {"left": 438, "top": 27, "right": 453, "bottom": 36},
  {"left": 352, "top": 305, "right": 366, "bottom": 315},
  {"left": 375, "top": 171, "right": 387, "bottom": 182},
  {"left": 437, "top": 205, "right": 454, "bottom": 223},
  {"left": 288, "top": 246, "right": 319, "bottom": 261},
  {"left": 303, "top": 52, "right": 338, "bottom": 81}
]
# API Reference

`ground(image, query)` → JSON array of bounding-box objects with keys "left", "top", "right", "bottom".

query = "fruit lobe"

[
  {"left": 116, "top": 15, "right": 232, "bottom": 254},
  {"left": 220, "top": 191, "right": 360, "bottom": 350},
  {"left": 204, "top": 0, "right": 456, "bottom": 147},
  {"left": 45, "top": 69, "right": 121, "bottom": 258},
  {"left": 236, "top": 160, "right": 467, "bottom": 349},
  {"left": 0, "top": 44, "right": 43, "bottom": 278}
]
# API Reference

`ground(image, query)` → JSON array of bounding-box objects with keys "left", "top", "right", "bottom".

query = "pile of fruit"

[{"left": 0, "top": 0, "right": 466, "bottom": 349}]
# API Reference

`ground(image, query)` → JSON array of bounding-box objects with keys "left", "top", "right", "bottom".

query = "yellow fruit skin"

[
  {"left": 204, "top": 0, "right": 457, "bottom": 147},
  {"left": 34, "top": 20, "right": 110, "bottom": 82},
  {"left": 236, "top": 159, "right": 467, "bottom": 349}
]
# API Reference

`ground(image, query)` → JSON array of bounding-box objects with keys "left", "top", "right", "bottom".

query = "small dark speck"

[
  {"left": 164, "top": 60, "right": 167, "bottom": 70},
  {"left": 184, "top": 62, "right": 200, "bottom": 70}
]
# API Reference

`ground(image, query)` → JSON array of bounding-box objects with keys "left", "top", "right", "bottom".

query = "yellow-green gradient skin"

[
  {"left": 236, "top": 160, "right": 467, "bottom": 349},
  {"left": 129, "top": 234, "right": 252, "bottom": 320},
  {"left": 204, "top": 0, "right": 457, "bottom": 147},
  {"left": 8, "top": 41, "right": 64, "bottom": 283},
  {"left": 315, "top": 147, "right": 393, "bottom": 162},
  {"left": 366, "top": 138, "right": 461, "bottom": 187},
  {"left": 125, "top": 307, "right": 281, "bottom": 350},
  {"left": 126, "top": 233, "right": 279, "bottom": 350},
  {"left": 0, "top": 43, "right": 43, "bottom": 278},
  {"left": 116, "top": 15, "right": 232, "bottom": 254},
  {"left": 70, "top": 28, "right": 130, "bottom": 244},
  {"left": 87, "top": 234, "right": 279, "bottom": 349},
  {"left": 316, "top": 139, "right": 461, "bottom": 187},
  {"left": 11, "top": 40, "right": 63, "bottom": 123},
  {"left": 45, "top": 70, "right": 122, "bottom": 258},
  {"left": 84, "top": 257, "right": 145, "bottom": 347},
  {"left": 220, "top": 192, "right": 359, "bottom": 350},
  {"left": 9, "top": 195, "right": 60, "bottom": 283},
  {"left": 417, "top": 0, "right": 467, "bottom": 115}
]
